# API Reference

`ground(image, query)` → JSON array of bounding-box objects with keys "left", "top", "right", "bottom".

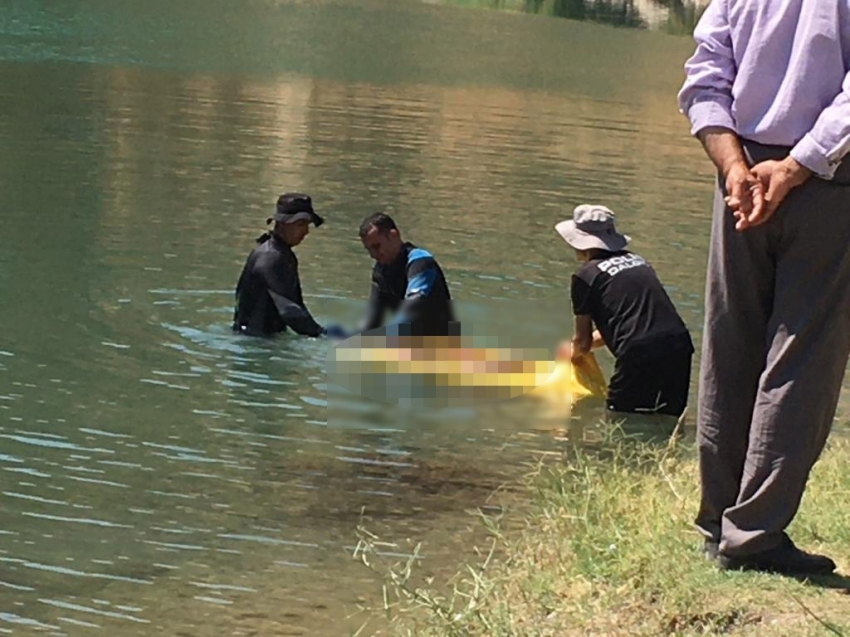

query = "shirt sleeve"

[
  {"left": 677, "top": 0, "right": 738, "bottom": 137},
  {"left": 571, "top": 274, "right": 593, "bottom": 317},
  {"left": 404, "top": 258, "right": 438, "bottom": 300},
  {"left": 388, "top": 254, "right": 439, "bottom": 326},
  {"left": 261, "top": 259, "right": 324, "bottom": 337},
  {"left": 790, "top": 71, "right": 850, "bottom": 179},
  {"left": 267, "top": 290, "right": 324, "bottom": 337}
]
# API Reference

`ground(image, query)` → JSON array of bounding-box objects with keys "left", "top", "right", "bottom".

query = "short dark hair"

[{"left": 359, "top": 213, "right": 397, "bottom": 238}]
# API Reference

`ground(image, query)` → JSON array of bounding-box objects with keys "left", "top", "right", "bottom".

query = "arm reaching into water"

[
  {"left": 261, "top": 258, "right": 325, "bottom": 337},
  {"left": 565, "top": 315, "right": 595, "bottom": 364},
  {"left": 268, "top": 290, "right": 325, "bottom": 337},
  {"left": 359, "top": 273, "right": 386, "bottom": 333},
  {"left": 557, "top": 327, "right": 605, "bottom": 363},
  {"left": 387, "top": 252, "right": 440, "bottom": 327},
  {"left": 591, "top": 329, "right": 605, "bottom": 350}
]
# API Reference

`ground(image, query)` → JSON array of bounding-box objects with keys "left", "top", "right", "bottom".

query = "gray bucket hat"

[{"left": 555, "top": 204, "right": 630, "bottom": 252}]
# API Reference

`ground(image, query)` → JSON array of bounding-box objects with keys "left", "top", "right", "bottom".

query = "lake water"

[{"left": 1, "top": 1, "right": 845, "bottom": 635}]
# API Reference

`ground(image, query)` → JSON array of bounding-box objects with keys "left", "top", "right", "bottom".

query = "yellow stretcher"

[{"left": 330, "top": 336, "right": 607, "bottom": 406}]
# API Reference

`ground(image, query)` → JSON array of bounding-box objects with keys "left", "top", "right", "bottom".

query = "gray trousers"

[{"left": 697, "top": 141, "right": 850, "bottom": 557}]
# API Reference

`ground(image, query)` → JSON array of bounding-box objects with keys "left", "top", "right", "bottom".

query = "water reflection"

[
  {"left": 0, "top": 48, "right": 710, "bottom": 636},
  {"left": 442, "top": 0, "right": 709, "bottom": 32},
  {"left": 526, "top": 0, "right": 645, "bottom": 28},
  {"left": 2, "top": 0, "right": 843, "bottom": 634}
]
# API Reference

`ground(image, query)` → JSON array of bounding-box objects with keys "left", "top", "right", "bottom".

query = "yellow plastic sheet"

[
  {"left": 331, "top": 338, "right": 607, "bottom": 406},
  {"left": 529, "top": 353, "right": 607, "bottom": 400}
]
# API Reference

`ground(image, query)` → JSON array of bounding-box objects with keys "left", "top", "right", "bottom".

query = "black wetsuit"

[
  {"left": 361, "top": 242, "right": 456, "bottom": 336},
  {"left": 232, "top": 233, "right": 324, "bottom": 337}
]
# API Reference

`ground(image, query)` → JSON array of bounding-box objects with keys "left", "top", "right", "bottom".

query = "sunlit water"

[{"left": 1, "top": 0, "right": 846, "bottom": 634}]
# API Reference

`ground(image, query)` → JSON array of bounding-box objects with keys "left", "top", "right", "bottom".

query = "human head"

[
  {"left": 268, "top": 192, "right": 324, "bottom": 247},
  {"left": 274, "top": 218, "right": 311, "bottom": 246},
  {"left": 359, "top": 212, "right": 403, "bottom": 265},
  {"left": 555, "top": 204, "right": 630, "bottom": 253}
]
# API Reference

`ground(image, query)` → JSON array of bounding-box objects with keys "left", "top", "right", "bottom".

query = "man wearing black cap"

[{"left": 233, "top": 193, "right": 340, "bottom": 338}]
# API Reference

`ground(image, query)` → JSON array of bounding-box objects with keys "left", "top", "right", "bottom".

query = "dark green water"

[{"left": 2, "top": 0, "right": 840, "bottom": 635}]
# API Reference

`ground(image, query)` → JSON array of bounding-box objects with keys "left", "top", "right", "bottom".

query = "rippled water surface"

[{"left": 2, "top": 0, "right": 847, "bottom": 634}]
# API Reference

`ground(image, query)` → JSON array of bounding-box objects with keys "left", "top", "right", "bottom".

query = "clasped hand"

[{"left": 724, "top": 157, "right": 812, "bottom": 231}]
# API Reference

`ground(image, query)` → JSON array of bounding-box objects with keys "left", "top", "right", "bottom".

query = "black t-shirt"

[{"left": 571, "top": 251, "right": 693, "bottom": 362}]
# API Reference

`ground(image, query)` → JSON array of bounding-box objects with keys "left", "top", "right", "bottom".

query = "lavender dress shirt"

[{"left": 678, "top": 0, "right": 850, "bottom": 179}]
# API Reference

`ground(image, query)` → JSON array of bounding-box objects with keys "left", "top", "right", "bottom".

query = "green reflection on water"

[{"left": 433, "top": 0, "right": 708, "bottom": 33}]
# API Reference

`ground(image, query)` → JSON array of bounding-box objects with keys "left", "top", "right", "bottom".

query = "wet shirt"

[
  {"left": 571, "top": 251, "right": 693, "bottom": 362},
  {"left": 232, "top": 233, "right": 324, "bottom": 337},
  {"left": 361, "top": 242, "right": 456, "bottom": 335}
]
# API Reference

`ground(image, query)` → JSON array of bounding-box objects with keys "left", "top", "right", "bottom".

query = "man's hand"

[
  {"left": 723, "top": 160, "right": 766, "bottom": 231},
  {"left": 570, "top": 347, "right": 587, "bottom": 365},
  {"left": 747, "top": 157, "right": 812, "bottom": 226},
  {"left": 556, "top": 340, "right": 573, "bottom": 362},
  {"left": 557, "top": 340, "right": 588, "bottom": 364},
  {"left": 322, "top": 324, "right": 350, "bottom": 340},
  {"left": 695, "top": 127, "right": 767, "bottom": 232}
]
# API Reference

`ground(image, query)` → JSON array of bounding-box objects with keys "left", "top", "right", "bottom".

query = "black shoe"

[
  {"left": 703, "top": 539, "right": 720, "bottom": 560},
  {"left": 718, "top": 536, "right": 836, "bottom": 576}
]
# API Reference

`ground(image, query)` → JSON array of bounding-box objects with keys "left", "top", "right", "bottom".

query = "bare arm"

[
  {"left": 678, "top": 0, "right": 767, "bottom": 231},
  {"left": 697, "top": 127, "right": 765, "bottom": 231},
  {"left": 556, "top": 326, "right": 603, "bottom": 362},
  {"left": 591, "top": 329, "right": 605, "bottom": 350},
  {"left": 359, "top": 274, "right": 385, "bottom": 333},
  {"left": 571, "top": 315, "right": 594, "bottom": 362}
]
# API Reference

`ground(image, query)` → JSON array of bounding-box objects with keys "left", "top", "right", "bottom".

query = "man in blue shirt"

[{"left": 358, "top": 213, "right": 456, "bottom": 337}]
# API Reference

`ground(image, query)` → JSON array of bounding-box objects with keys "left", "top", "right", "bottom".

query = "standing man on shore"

[{"left": 678, "top": 0, "right": 850, "bottom": 575}]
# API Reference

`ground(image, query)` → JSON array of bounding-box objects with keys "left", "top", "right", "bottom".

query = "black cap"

[{"left": 267, "top": 193, "right": 325, "bottom": 227}]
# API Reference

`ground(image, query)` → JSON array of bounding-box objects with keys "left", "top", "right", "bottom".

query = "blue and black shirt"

[{"left": 361, "top": 242, "right": 456, "bottom": 336}]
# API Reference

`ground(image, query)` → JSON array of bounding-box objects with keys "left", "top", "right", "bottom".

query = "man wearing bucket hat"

[
  {"left": 555, "top": 204, "right": 694, "bottom": 417},
  {"left": 233, "top": 193, "right": 345, "bottom": 338}
]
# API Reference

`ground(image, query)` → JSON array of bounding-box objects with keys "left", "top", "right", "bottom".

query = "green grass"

[{"left": 355, "top": 425, "right": 850, "bottom": 636}]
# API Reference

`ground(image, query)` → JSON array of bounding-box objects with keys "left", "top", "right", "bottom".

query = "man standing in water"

[
  {"left": 554, "top": 204, "right": 694, "bottom": 418},
  {"left": 358, "top": 213, "right": 457, "bottom": 336},
  {"left": 233, "top": 193, "right": 344, "bottom": 338},
  {"left": 678, "top": 0, "right": 850, "bottom": 574}
]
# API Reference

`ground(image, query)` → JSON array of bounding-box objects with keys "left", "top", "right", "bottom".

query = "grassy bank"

[{"left": 356, "top": 426, "right": 850, "bottom": 636}]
